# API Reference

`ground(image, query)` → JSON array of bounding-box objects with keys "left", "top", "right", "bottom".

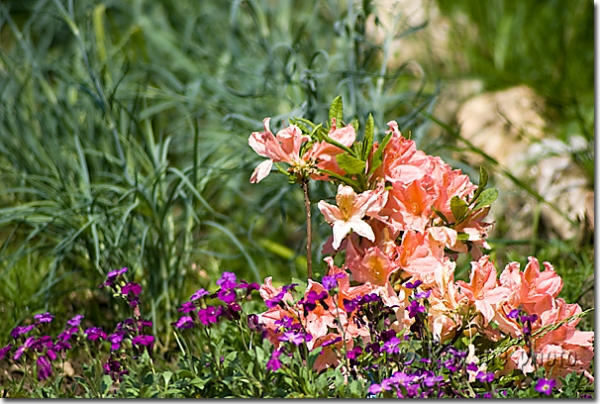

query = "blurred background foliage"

[{"left": 0, "top": 0, "right": 593, "bottom": 342}]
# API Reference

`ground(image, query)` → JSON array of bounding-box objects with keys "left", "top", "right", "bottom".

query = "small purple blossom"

[
  {"left": 368, "top": 384, "right": 382, "bottom": 395},
  {"left": 34, "top": 312, "right": 55, "bottom": 324},
  {"left": 85, "top": 327, "right": 107, "bottom": 341},
  {"left": 405, "top": 280, "right": 422, "bottom": 289},
  {"left": 37, "top": 355, "right": 53, "bottom": 380},
  {"left": 507, "top": 309, "right": 520, "bottom": 320},
  {"left": 10, "top": 325, "right": 35, "bottom": 339},
  {"left": 121, "top": 282, "right": 142, "bottom": 296},
  {"left": 383, "top": 337, "right": 401, "bottom": 354},
  {"left": 274, "top": 316, "right": 294, "bottom": 331},
  {"left": 216, "top": 272, "right": 237, "bottom": 290},
  {"left": 279, "top": 331, "right": 306, "bottom": 346},
  {"left": 343, "top": 298, "right": 359, "bottom": 313},
  {"left": 407, "top": 300, "right": 426, "bottom": 318},
  {"left": 53, "top": 340, "right": 72, "bottom": 352},
  {"left": 347, "top": 346, "right": 362, "bottom": 360},
  {"left": 100, "top": 267, "right": 128, "bottom": 288},
  {"left": 0, "top": 344, "right": 12, "bottom": 360},
  {"left": 14, "top": 337, "right": 36, "bottom": 361},
  {"left": 132, "top": 335, "right": 154, "bottom": 348},
  {"left": 178, "top": 301, "right": 196, "bottom": 314},
  {"left": 217, "top": 288, "right": 237, "bottom": 304},
  {"left": 535, "top": 378, "right": 556, "bottom": 396},
  {"left": 476, "top": 371, "right": 495, "bottom": 383},
  {"left": 67, "top": 314, "right": 84, "bottom": 327},
  {"left": 321, "top": 336, "right": 342, "bottom": 348},
  {"left": 190, "top": 288, "right": 209, "bottom": 301},
  {"left": 107, "top": 332, "right": 125, "bottom": 351},
  {"left": 414, "top": 290, "right": 431, "bottom": 299},
  {"left": 466, "top": 362, "right": 478, "bottom": 372},
  {"left": 423, "top": 375, "right": 444, "bottom": 387},
  {"left": 173, "top": 316, "right": 195, "bottom": 330},
  {"left": 266, "top": 349, "right": 282, "bottom": 371},
  {"left": 198, "top": 306, "right": 222, "bottom": 325}
]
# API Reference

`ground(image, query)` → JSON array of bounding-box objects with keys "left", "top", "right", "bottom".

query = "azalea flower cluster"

[{"left": 247, "top": 107, "right": 594, "bottom": 389}]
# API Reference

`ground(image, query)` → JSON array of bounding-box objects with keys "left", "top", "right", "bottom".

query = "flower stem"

[{"left": 302, "top": 180, "right": 313, "bottom": 280}]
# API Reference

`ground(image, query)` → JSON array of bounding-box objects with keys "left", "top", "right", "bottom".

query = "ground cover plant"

[{"left": 0, "top": 0, "right": 594, "bottom": 398}]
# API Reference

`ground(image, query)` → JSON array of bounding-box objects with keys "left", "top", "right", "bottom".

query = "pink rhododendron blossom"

[
  {"left": 318, "top": 184, "right": 387, "bottom": 250},
  {"left": 248, "top": 118, "right": 310, "bottom": 183}
]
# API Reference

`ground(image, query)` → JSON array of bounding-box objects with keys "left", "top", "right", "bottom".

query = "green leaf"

[
  {"left": 336, "top": 153, "right": 366, "bottom": 175},
  {"left": 450, "top": 196, "right": 469, "bottom": 223},
  {"left": 431, "top": 207, "right": 449, "bottom": 223},
  {"left": 471, "top": 166, "right": 489, "bottom": 204},
  {"left": 362, "top": 113, "right": 374, "bottom": 160},
  {"left": 456, "top": 233, "right": 470, "bottom": 241},
  {"left": 473, "top": 188, "right": 498, "bottom": 210},
  {"left": 328, "top": 95, "right": 343, "bottom": 125}
]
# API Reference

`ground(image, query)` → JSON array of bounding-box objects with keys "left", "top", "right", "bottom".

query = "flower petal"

[{"left": 250, "top": 159, "right": 273, "bottom": 183}]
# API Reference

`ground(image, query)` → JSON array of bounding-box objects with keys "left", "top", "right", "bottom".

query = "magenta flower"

[
  {"left": 37, "top": 355, "right": 53, "bottom": 380},
  {"left": 85, "top": 327, "right": 107, "bottom": 341},
  {"left": 278, "top": 331, "right": 306, "bottom": 346},
  {"left": 368, "top": 384, "right": 383, "bottom": 395},
  {"left": 173, "top": 316, "right": 195, "bottom": 330},
  {"left": 321, "top": 336, "right": 342, "bottom": 348},
  {"left": 216, "top": 272, "right": 237, "bottom": 290},
  {"left": 405, "top": 280, "right": 423, "bottom": 289},
  {"left": 217, "top": 288, "right": 237, "bottom": 304},
  {"left": 107, "top": 332, "right": 125, "bottom": 351},
  {"left": 53, "top": 341, "right": 72, "bottom": 352},
  {"left": 14, "top": 336, "right": 36, "bottom": 360},
  {"left": 121, "top": 282, "right": 142, "bottom": 296},
  {"left": 423, "top": 375, "right": 444, "bottom": 387},
  {"left": 535, "top": 378, "right": 556, "bottom": 396},
  {"left": 10, "top": 325, "right": 35, "bottom": 339},
  {"left": 475, "top": 371, "right": 495, "bottom": 383},
  {"left": 67, "top": 314, "right": 84, "bottom": 327},
  {"left": 132, "top": 335, "right": 154, "bottom": 348},
  {"left": 0, "top": 344, "right": 12, "bottom": 360},
  {"left": 178, "top": 301, "right": 197, "bottom": 313},
  {"left": 407, "top": 300, "right": 426, "bottom": 318},
  {"left": 507, "top": 308, "right": 520, "bottom": 320},
  {"left": 383, "top": 337, "right": 401, "bottom": 354},
  {"left": 190, "top": 289, "right": 209, "bottom": 301},
  {"left": 100, "top": 267, "right": 128, "bottom": 288},
  {"left": 198, "top": 306, "right": 222, "bottom": 325},
  {"left": 34, "top": 312, "right": 55, "bottom": 324}
]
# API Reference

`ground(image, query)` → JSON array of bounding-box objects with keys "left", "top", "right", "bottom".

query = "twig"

[{"left": 302, "top": 180, "right": 313, "bottom": 279}]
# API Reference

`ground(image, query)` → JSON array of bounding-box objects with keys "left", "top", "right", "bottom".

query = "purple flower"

[
  {"left": 347, "top": 346, "right": 363, "bottom": 360},
  {"left": 534, "top": 378, "right": 556, "bottom": 396},
  {"left": 414, "top": 290, "right": 431, "bottom": 299},
  {"left": 46, "top": 349, "right": 57, "bottom": 361},
  {"left": 321, "top": 276, "right": 338, "bottom": 291},
  {"left": 198, "top": 306, "right": 222, "bottom": 325},
  {"left": 266, "top": 349, "right": 282, "bottom": 371},
  {"left": 239, "top": 281, "right": 260, "bottom": 292},
  {"left": 85, "top": 327, "right": 107, "bottom": 341},
  {"left": 217, "top": 288, "right": 237, "bottom": 304},
  {"left": 34, "top": 312, "right": 55, "bottom": 324},
  {"left": 466, "top": 362, "right": 478, "bottom": 372},
  {"left": 407, "top": 300, "right": 426, "bottom": 318},
  {"left": 382, "top": 337, "right": 401, "bottom": 354},
  {"left": 476, "top": 371, "right": 495, "bottom": 383},
  {"left": 0, "top": 344, "right": 12, "bottom": 360},
  {"left": 33, "top": 336, "right": 54, "bottom": 352},
  {"left": 121, "top": 282, "right": 142, "bottom": 296},
  {"left": 173, "top": 316, "right": 195, "bottom": 330},
  {"left": 279, "top": 331, "right": 306, "bottom": 346},
  {"left": 443, "top": 359, "right": 459, "bottom": 372},
  {"left": 507, "top": 309, "right": 520, "bottom": 320},
  {"left": 14, "top": 337, "right": 36, "bottom": 360},
  {"left": 391, "top": 371, "right": 418, "bottom": 386},
  {"left": 482, "top": 393, "right": 492, "bottom": 398},
  {"left": 380, "top": 378, "right": 394, "bottom": 391},
  {"left": 178, "top": 301, "right": 197, "bottom": 313},
  {"left": 368, "top": 384, "right": 382, "bottom": 395},
  {"left": 132, "top": 335, "right": 154, "bottom": 348},
  {"left": 423, "top": 375, "right": 444, "bottom": 387},
  {"left": 343, "top": 298, "right": 359, "bottom": 313},
  {"left": 10, "top": 325, "right": 35, "bottom": 339},
  {"left": 274, "top": 316, "right": 294, "bottom": 331},
  {"left": 405, "top": 280, "right": 422, "bottom": 289},
  {"left": 53, "top": 341, "right": 72, "bottom": 352},
  {"left": 107, "top": 332, "right": 125, "bottom": 351},
  {"left": 67, "top": 314, "right": 84, "bottom": 327},
  {"left": 321, "top": 336, "right": 342, "bottom": 348},
  {"left": 100, "top": 267, "right": 128, "bottom": 288},
  {"left": 37, "top": 355, "right": 53, "bottom": 380},
  {"left": 190, "top": 289, "right": 209, "bottom": 301},
  {"left": 216, "top": 272, "right": 237, "bottom": 290}
]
